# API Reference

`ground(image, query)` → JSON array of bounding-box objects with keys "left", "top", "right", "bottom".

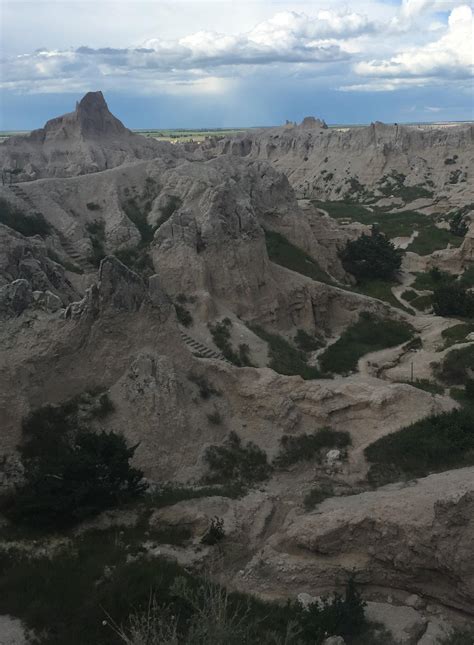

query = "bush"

[
  {"left": 209, "top": 319, "right": 252, "bottom": 366},
  {"left": 203, "top": 432, "right": 271, "bottom": 486},
  {"left": 294, "top": 329, "right": 324, "bottom": 352},
  {"left": 86, "top": 220, "right": 106, "bottom": 267},
  {"left": 86, "top": 202, "right": 101, "bottom": 211},
  {"left": 188, "top": 372, "right": 220, "bottom": 399},
  {"left": 365, "top": 409, "right": 474, "bottom": 485},
  {"left": 201, "top": 516, "right": 225, "bottom": 545},
  {"left": 114, "top": 247, "right": 155, "bottom": 278},
  {"left": 319, "top": 313, "right": 414, "bottom": 375},
  {"left": 175, "top": 303, "right": 193, "bottom": 327},
  {"left": 0, "top": 197, "right": 51, "bottom": 237},
  {"left": 339, "top": 229, "right": 402, "bottom": 283},
  {"left": 442, "top": 323, "right": 474, "bottom": 348},
  {"left": 436, "top": 344, "right": 474, "bottom": 385},
  {"left": 450, "top": 212, "right": 468, "bottom": 237},
  {"left": 4, "top": 396, "right": 145, "bottom": 529},
  {"left": 432, "top": 283, "right": 474, "bottom": 318},
  {"left": 303, "top": 484, "right": 334, "bottom": 511},
  {"left": 274, "top": 429, "right": 351, "bottom": 469},
  {"left": 249, "top": 324, "right": 322, "bottom": 379},
  {"left": 207, "top": 410, "right": 222, "bottom": 425}
]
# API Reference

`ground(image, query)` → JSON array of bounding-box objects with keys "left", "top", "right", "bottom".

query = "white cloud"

[{"left": 348, "top": 5, "right": 473, "bottom": 89}]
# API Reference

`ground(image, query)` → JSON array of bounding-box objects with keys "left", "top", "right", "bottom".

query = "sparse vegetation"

[
  {"left": 440, "top": 627, "right": 474, "bottom": 645},
  {"left": 249, "top": 324, "right": 323, "bottom": 379},
  {"left": 86, "top": 220, "right": 106, "bottom": 266},
  {"left": 188, "top": 372, "right": 221, "bottom": 399},
  {"left": 432, "top": 282, "right": 474, "bottom": 318},
  {"left": 207, "top": 410, "right": 222, "bottom": 425},
  {"left": 274, "top": 428, "right": 351, "bottom": 469},
  {"left": 114, "top": 247, "right": 154, "bottom": 278},
  {"left": 441, "top": 323, "right": 474, "bottom": 349},
  {"left": 265, "top": 230, "right": 333, "bottom": 284},
  {"left": 201, "top": 516, "right": 225, "bottom": 545},
  {"left": 0, "top": 197, "right": 51, "bottom": 237},
  {"left": 294, "top": 328, "right": 324, "bottom": 352},
  {"left": 175, "top": 302, "right": 193, "bottom": 327},
  {"left": 303, "top": 483, "right": 335, "bottom": 511},
  {"left": 156, "top": 195, "right": 182, "bottom": 228},
  {"left": 435, "top": 344, "right": 474, "bottom": 385},
  {"left": 365, "top": 409, "right": 474, "bottom": 485},
  {"left": 400, "top": 378, "right": 444, "bottom": 395},
  {"left": 209, "top": 318, "right": 252, "bottom": 366},
  {"left": 340, "top": 229, "right": 402, "bottom": 283},
  {"left": 319, "top": 313, "right": 414, "bottom": 375},
  {"left": 412, "top": 268, "right": 454, "bottom": 291},
  {"left": 202, "top": 431, "right": 271, "bottom": 486}
]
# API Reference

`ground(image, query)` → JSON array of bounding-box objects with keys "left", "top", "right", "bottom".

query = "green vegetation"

[
  {"left": 441, "top": 323, "right": 474, "bottom": 349},
  {"left": 249, "top": 324, "right": 323, "bottom": 379},
  {"left": 436, "top": 344, "right": 474, "bottom": 385},
  {"left": 450, "top": 211, "right": 469, "bottom": 237},
  {"left": 303, "top": 483, "right": 335, "bottom": 511},
  {"left": 86, "top": 220, "right": 106, "bottom": 267},
  {"left": 0, "top": 197, "right": 51, "bottom": 237},
  {"left": 412, "top": 268, "right": 453, "bottom": 291},
  {"left": 201, "top": 516, "right": 225, "bottom": 545},
  {"left": 432, "top": 283, "right": 474, "bottom": 318},
  {"left": 202, "top": 431, "right": 271, "bottom": 486},
  {"left": 265, "top": 230, "right": 333, "bottom": 284},
  {"left": 312, "top": 201, "right": 371, "bottom": 220},
  {"left": 2, "top": 393, "right": 145, "bottom": 529},
  {"left": 319, "top": 313, "right": 414, "bottom": 375},
  {"left": 138, "top": 127, "right": 246, "bottom": 142},
  {"left": 401, "top": 289, "right": 418, "bottom": 302},
  {"left": 410, "top": 293, "right": 433, "bottom": 312},
  {"left": 148, "top": 482, "right": 244, "bottom": 508},
  {"left": 274, "top": 429, "right": 351, "bottom": 469},
  {"left": 377, "top": 171, "right": 433, "bottom": 201},
  {"left": 156, "top": 195, "right": 182, "bottom": 228},
  {"left": 207, "top": 410, "right": 222, "bottom": 425},
  {"left": 208, "top": 318, "right": 252, "bottom": 366},
  {"left": 294, "top": 328, "right": 325, "bottom": 352},
  {"left": 114, "top": 246, "right": 155, "bottom": 278},
  {"left": 460, "top": 265, "right": 474, "bottom": 288},
  {"left": 354, "top": 278, "right": 411, "bottom": 312},
  {"left": 175, "top": 302, "right": 193, "bottom": 327},
  {"left": 188, "top": 372, "right": 221, "bottom": 399},
  {"left": 365, "top": 409, "right": 474, "bottom": 486},
  {"left": 340, "top": 229, "right": 402, "bottom": 283},
  {"left": 86, "top": 202, "right": 101, "bottom": 211},
  {"left": 399, "top": 378, "right": 444, "bottom": 395},
  {"left": 440, "top": 627, "right": 474, "bottom": 645}
]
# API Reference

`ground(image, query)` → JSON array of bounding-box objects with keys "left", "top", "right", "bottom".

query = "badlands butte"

[{"left": 0, "top": 91, "right": 473, "bottom": 645}]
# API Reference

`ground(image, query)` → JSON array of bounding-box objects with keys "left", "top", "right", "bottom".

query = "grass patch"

[
  {"left": 399, "top": 379, "right": 444, "bottom": 395},
  {"left": 354, "top": 279, "right": 411, "bottom": 312},
  {"left": 86, "top": 220, "right": 106, "bottom": 267},
  {"left": 294, "top": 328, "right": 325, "bottom": 352},
  {"left": 410, "top": 294, "right": 433, "bottom": 312},
  {"left": 175, "top": 303, "right": 193, "bottom": 327},
  {"left": 202, "top": 431, "right": 271, "bottom": 486},
  {"left": 412, "top": 269, "right": 454, "bottom": 291},
  {"left": 435, "top": 344, "right": 474, "bottom": 385},
  {"left": 441, "top": 323, "right": 474, "bottom": 349},
  {"left": 274, "top": 429, "right": 351, "bottom": 469},
  {"left": 401, "top": 289, "right": 418, "bottom": 302},
  {"left": 312, "top": 201, "right": 371, "bottom": 220},
  {"left": 208, "top": 318, "right": 252, "bottom": 366},
  {"left": 264, "top": 230, "right": 333, "bottom": 284},
  {"left": 249, "top": 324, "right": 323, "bottom": 379},
  {"left": 0, "top": 197, "right": 51, "bottom": 237},
  {"left": 460, "top": 265, "right": 474, "bottom": 288},
  {"left": 319, "top": 313, "right": 415, "bottom": 375},
  {"left": 303, "top": 483, "right": 335, "bottom": 511},
  {"left": 365, "top": 409, "right": 474, "bottom": 486}
]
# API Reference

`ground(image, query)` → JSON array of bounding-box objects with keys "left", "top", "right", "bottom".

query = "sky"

[{"left": 0, "top": 0, "right": 473, "bottom": 129}]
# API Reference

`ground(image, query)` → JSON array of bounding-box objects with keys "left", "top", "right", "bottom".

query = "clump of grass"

[
  {"left": 401, "top": 289, "right": 418, "bottom": 302},
  {"left": 303, "top": 483, "right": 335, "bottom": 511},
  {"left": 441, "top": 323, "right": 474, "bottom": 349},
  {"left": 412, "top": 268, "right": 454, "bottom": 291},
  {"left": 410, "top": 294, "right": 433, "bottom": 312},
  {"left": 354, "top": 279, "right": 411, "bottom": 313},
  {"left": 399, "top": 379, "right": 444, "bottom": 395},
  {"left": 0, "top": 197, "right": 51, "bottom": 237},
  {"left": 188, "top": 373, "right": 220, "bottom": 399},
  {"left": 209, "top": 318, "right": 252, "bottom": 366},
  {"left": 294, "top": 329, "right": 324, "bottom": 352},
  {"left": 319, "top": 313, "right": 414, "bottom": 375},
  {"left": 175, "top": 303, "right": 193, "bottom": 327},
  {"left": 274, "top": 428, "right": 351, "bottom": 469},
  {"left": 435, "top": 344, "right": 474, "bottom": 385},
  {"left": 202, "top": 431, "right": 271, "bottom": 486},
  {"left": 365, "top": 409, "right": 474, "bottom": 486},
  {"left": 249, "top": 324, "right": 323, "bottom": 379},
  {"left": 264, "top": 230, "right": 333, "bottom": 284}
]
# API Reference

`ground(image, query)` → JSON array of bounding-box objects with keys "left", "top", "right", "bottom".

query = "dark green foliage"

[
  {"left": 209, "top": 318, "right": 252, "bottom": 366},
  {"left": 201, "top": 516, "right": 225, "bottom": 545},
  {"left": 304, "top": 483, "right": 334, "bottom": 511},
  {"left": 265, "top": 230, "right": 333, "bottom": 284},
  {"left": 465, "top": 379, "right": 474, "bottom": 399},
  {"left": 401, "top": 379, "right": 444, "bottom": 395},
  {"left": 5, "top": 395, "right": 144, "bottom": 529},
  {"left": 188, "top": 372, "right": 221, "bottom": 399},
  {"left": 86, "top": 220, "right": 106, "bottom": 266},
  {"left": 459, "top": 265, "right": 474, "bottom": 289},
  {"left": 436, "top": 344, "right": 474, "bottom": 385},
  {"left": 123, "top": 196, "right": 155, "bottom": 244},
  {"left": 450, "top": 212, "right": 468, "bottom": 237},
  {"left": 295, "top": 329, "right": 324, "bottom": 352},
  {"left": 249, "top": 324, "right": 323, "bottom": 379},
  {"left": 156, "top": 195, "right": 182, "bottom": 228},
  {"left": 0, "top": 197, "right": 51, "bottom": 237},
  {"left": 410, "top": 293, "right": 433, "bottom": 312},
  {"left": 86, "top": 202, "right": 101, "bottom": 211},
  {"left": 354, "top": 279, "right": 412, "bottom": 313},
  {"left": 207, "top": 410, "right": 222, "bottom": 425},
  {"left": 114, "top": 247, "right": 155, "bottom": 278},
  {"left": 365, "top": 409, "right": 474, "bottom": 485},
  {"left": 175, "top": 303, "right": 193, "bottom": 327},
  {"left": 319, "top": 313, "right": 414, "bottom": 375},
  {"left": 444, "top": 155, "right": 458, "bottom": 165},
  {"left": 203, "top": 431, "right": 271, "bottom": 485},
  {"left": 412, "top": 268, "right": 454, "bottom": 291},
  {"left": 442, "top": 323, "right": 474, "bottom": 348},
  {"left": 274, "top": 428, "right": 351, "bottom": 468},
  {"left": 440, "top": 627, "right": 474, "bottom": 645},
  {"left": 148, "top": 483, "right": 244, "bottom": 508},
  {"left": 432, "top": 282, "right": 474, "bottom": 318},
  {"left": 339, "top": 229, "right": 402, "bottom": 283},
  {"left": 401, "top": 289, "right": 418, "bottom": 302}
]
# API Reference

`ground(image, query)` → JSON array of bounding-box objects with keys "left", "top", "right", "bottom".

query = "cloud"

[{"left": 347, "top": 5, "right": 473, "bottom": 89}]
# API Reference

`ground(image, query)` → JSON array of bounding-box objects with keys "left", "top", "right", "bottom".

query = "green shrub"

[
  {"left": 202, "top": 431, "right": 271, "bottom": 485},
  {"left": 304, "top": 483, "right": 334, "bottom": 511},
  {"left": 400, "top": 379, "right": 444, "bottom": 395},
  {"left": 294, "top": 329, "right": 324, "bottom": 352},
  {"left": 442, "top": 323, "right": 474, "bottom": 348},
  {"left": 175, "top": 303, "right": 193, "bottom": 327},
  {"left": 207, "top": 410, "right": 222, "bottom": 425},
  {"left": 450, "top": 212, "right": 468, "bottom": 237},
  {"left": 339, "top": 229, "right": 402, "bottom": 283},
  {"left": 401, "top": 289, "right": 418, "bottom": 302},
  {"left": 114, "top": 247, "right": 154, "bottom": 278},
  {"left": 365, "top": 409, "right": 474, "bottom": 485},
  {"left": 209, "top": 319, "right": 252, "bottom": 366},
  {"left": 436, "top": 344, "right": 474, "bottom": 385},
  {"left": 274, "top": 429, "right": 351, "bottom": 469},
  {"left": 319, "top": 313, "right": 414, "bottom": 375},
  {"left": 86, "top": 202, "right": 101, "bottom": 211},
  {"left": 0, "top": 197, "right": 51, "bottom": 237},
  {"left": 432, "top": 283, "right": 474, "bottom": 318},
  {"left": 86, "top": 220, "right": 106, "bottom": 267},
  {"left": 410, "top": 293, "right": 433, "bottom": 312},
  {"left": 249, "top": 324, "right": 322, "bottom": 379},
  {"left": 188, "top": 373, "right": 221, "bottom": 399},
  {"left": 265, "top": 230, "right": 333, "bottom": 284},
  {"left": 201, "top": 516, "right": 225, "bottom": 545}
]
